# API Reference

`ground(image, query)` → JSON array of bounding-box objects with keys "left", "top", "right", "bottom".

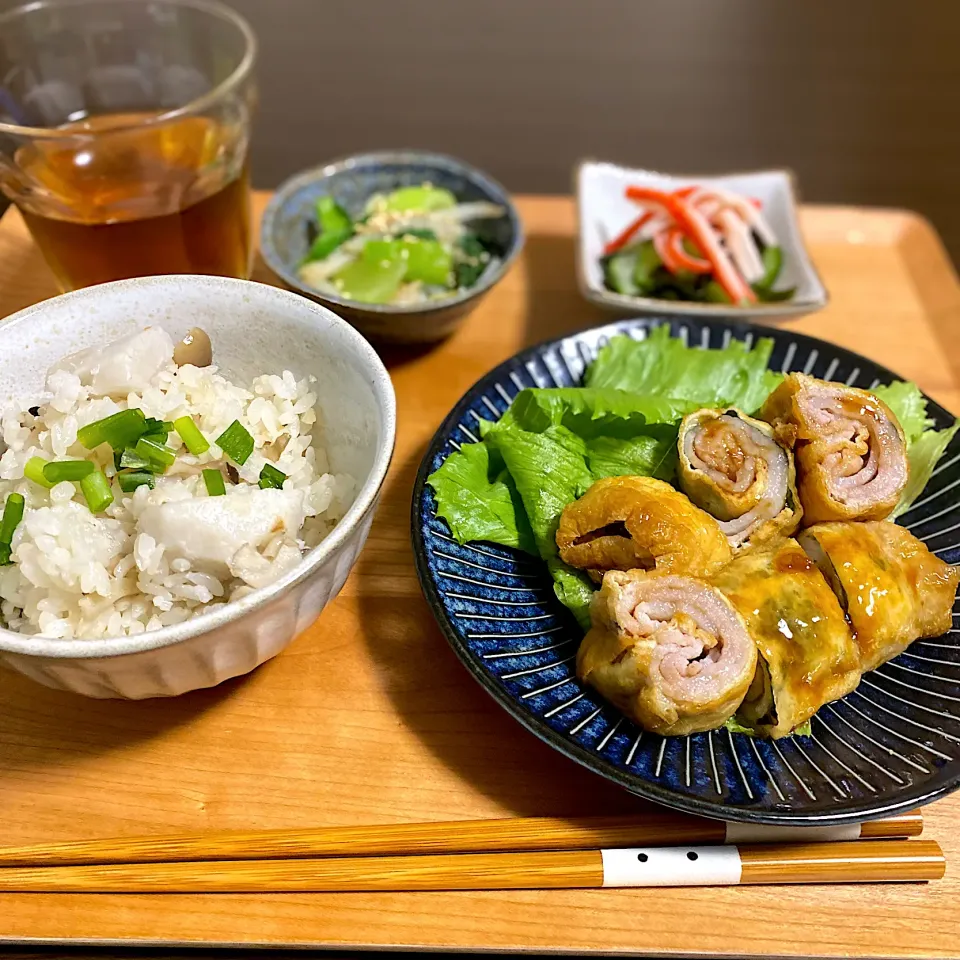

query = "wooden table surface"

[{"left": 0, "top": 194, "right": 959, "bottom": 958}]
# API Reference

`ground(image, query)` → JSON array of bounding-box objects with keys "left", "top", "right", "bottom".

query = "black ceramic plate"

[{"left": 411, "top": 317, "right": 960, "bottom": 824}]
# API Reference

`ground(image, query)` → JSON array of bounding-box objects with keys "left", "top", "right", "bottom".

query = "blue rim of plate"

[{"left": 411, "top": 316, "right": 960, "bottom": 824}]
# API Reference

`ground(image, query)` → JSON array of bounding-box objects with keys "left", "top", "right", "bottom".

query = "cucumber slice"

[
  {"left": 753, "top": 245, "right": 783, "bottom": 291},
  {"left": 755, "top": 285, "right": 797, "bottom": 303},
  {"left": 633, "top": 240, "right": 662, "bottom": 292},
  {"left": 603, "top": 249, "right": 640, "bottom": 295},
  {"left": 703, "top": 280, "right": 733, "bottom": 304}
]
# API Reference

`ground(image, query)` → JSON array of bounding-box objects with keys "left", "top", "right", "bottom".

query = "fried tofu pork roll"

[
  {"left": 798, "top": 521, "right": 959, "bottom": 672},
  {"left": 760, "top": 373, "right": 908, "bottom": 524},
  {"left": 712, "top": 539, "right": 861, "bottom": 738},
  {"left": 578, "top": 570, "right": 757, "bottom": 736},
  {"left": 677, "top": 408, "right": 801, "bottom": 550},
  {"left": 556, "top": 476, "right": 731, "bottom": 581}
]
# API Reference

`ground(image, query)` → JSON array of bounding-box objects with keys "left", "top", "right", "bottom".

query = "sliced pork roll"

[
  {"left": 798, "top": 521, "right": 960, "bottom": 673},
  {"left": 577, "top": 569, "right": 757, "bottom": 736},
  {"left": 711, "top": 538, "right": 860, "bottom": 738},
  {"left": 677, "top": 408, "right": 801, "bottom": 550},
  {"left": 556, "top": 475, "right": 731, "bottom": 581},
  {"left": 759, "top": 373, "right": 908, "bottom": 524}
]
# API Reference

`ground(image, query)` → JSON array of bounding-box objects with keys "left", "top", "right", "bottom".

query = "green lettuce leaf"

[
  {"left": 428, "top": 387, "right": 690, "bottom": 557},
  {"left": 426, "top": 441, "right": 536, "bottom": 554},
  {"left": 586, "top": 325, "right": 783, "bottom": 413},
  {"left": 498, "top": 387, "right": 697, "bottom": 437},
  {"left": 426, "top": 385, "right": 690, "bottom": 624},
  {"left": 548, "top": 559, "right": 595, "bottom": 631},
  {"left": 724, "top": 715, "right": 759, "bottom": 736},
  {"left": 485, "top": 423, "right": 594, "bottom": 555},
  {"left": 872, "top": 381, "right": 960, "bottom": 518},
  {"left": 486, "top": 415, "right": 681, "bottom": 557},
  {"left": 872, "top": 381, "right": 930, "bottom": 444},
  {"left": 723, "top": 716, "right": 813, "bottom": 738},
  {"left": 893, "top": 422, "right": 960, "bottom": 519},
  {"left": 586, "top": 429, "right": 681, "bottom": 481}
]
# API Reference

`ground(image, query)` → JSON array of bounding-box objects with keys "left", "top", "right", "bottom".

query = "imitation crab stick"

[
  {"left": 666, "top": 228, "right": 711, "bottom": 274},
  {"left": 624, "top": 186, "right": 756, "bottom": 303}
]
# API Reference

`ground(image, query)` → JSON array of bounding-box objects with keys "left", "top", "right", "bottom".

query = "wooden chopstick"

[
  {"left": 0, "top": 840, "right": 942, "bottom": 891},
  {"left": 0, "top": 811, "right": 922, "bottom": 867}
]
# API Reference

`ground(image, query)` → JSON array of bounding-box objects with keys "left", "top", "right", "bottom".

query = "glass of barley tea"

[{"left": 0, "top": 0, "right": 256, "bottom": 290}]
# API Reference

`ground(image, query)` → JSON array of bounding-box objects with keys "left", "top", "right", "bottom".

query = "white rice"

[{"left": 0, "top": 327, "right": 356, "bottom": 639}]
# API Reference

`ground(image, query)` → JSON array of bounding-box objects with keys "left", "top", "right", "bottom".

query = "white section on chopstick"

[{"left": 601, "top": 846, "right": 742, "bottom": 887}]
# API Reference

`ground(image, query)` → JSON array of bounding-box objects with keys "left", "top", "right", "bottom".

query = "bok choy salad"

[{"left": 298, "top": 184, "right": 507, "bottom": 306}]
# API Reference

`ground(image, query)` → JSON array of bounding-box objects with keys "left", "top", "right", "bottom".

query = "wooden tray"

[{"left": 0, "top": 195, "right": 959, "bottom": 959}]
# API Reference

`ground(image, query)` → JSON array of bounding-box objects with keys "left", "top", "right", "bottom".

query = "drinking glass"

[{"left": 0, "top": 0, "right": 256, "bottom": 290}]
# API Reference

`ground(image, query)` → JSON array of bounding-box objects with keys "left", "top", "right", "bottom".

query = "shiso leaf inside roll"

[
  {"left": 677, "top": 408, "right": 801, "bottom": 550},
  {"left": 712, "top": 538, "right": 861, "bottom": 739},
  {"left": 577, "top": 569, "right": 757, "bottom": 736},
  {"left": 760, "top": 373, "right": 908, "bottom": 524}
]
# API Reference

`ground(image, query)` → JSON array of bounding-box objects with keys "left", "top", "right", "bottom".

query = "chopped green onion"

[
  {"left": 135, "top": 437, "right": 177, "bottom": 470},
  {"left": 77, "top": 409, "right": 147, "bottom": 451},
  {"left": 0, "top": 544, "right": 10, "bottom": 565},
  {"left": 216, "top": 420, "right": 253, "bottom": 465},
  {"left": 119, "top": 448, "right": 152, "bottom": 471},
  {"left": 117, "top": 471, "right": 155, "bottom": 493},
  {"left": 174, "top": 416, "right": 210, "bottom": 455},
  {"left": 202, "top": 468, "right": 226, "bottom": 496},
  {"left": 258, "top": 463, "right": 287, "bottom": 489},
  {"left": 0, "top": 492, "right": 25, "bottom": 547},
  {"left": 24, "top": 456, "right": 54, "bottom": 489},
  {"left": 43, "top": 460, "right": 94, "bottom": 483},
  {"left": 143, "top": 417, "right": 173, "bottom": 438},
  {"left": 80, "top": 469, "right": 113, "bottom": 513}
]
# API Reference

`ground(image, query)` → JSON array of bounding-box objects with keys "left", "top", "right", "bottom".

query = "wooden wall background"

[
  {"left": 1, "top": 0, "right": 959, "bottom": 260},
  {"left": 225, "top": 0, "right": 960, "bottom": 260}
]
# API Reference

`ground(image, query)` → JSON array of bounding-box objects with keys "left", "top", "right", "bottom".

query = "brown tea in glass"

[{"left": 0, "top": 0, "right": 256, "bottom": 291}]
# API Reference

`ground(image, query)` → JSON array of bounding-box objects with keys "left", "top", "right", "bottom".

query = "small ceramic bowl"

[
  {"left": 260, "top": 151, "right": 524, "bottom": 345},
  {"left": 576, "top": 161, "right": 828, "bottom": 320},
  {"left": 0, "top": 276, "right": 396, "bottom": 699}
]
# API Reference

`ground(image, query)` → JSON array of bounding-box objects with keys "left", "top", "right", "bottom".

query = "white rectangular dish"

[{"left": 576, "top": 161, "right": 829, "bottom": 320}]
